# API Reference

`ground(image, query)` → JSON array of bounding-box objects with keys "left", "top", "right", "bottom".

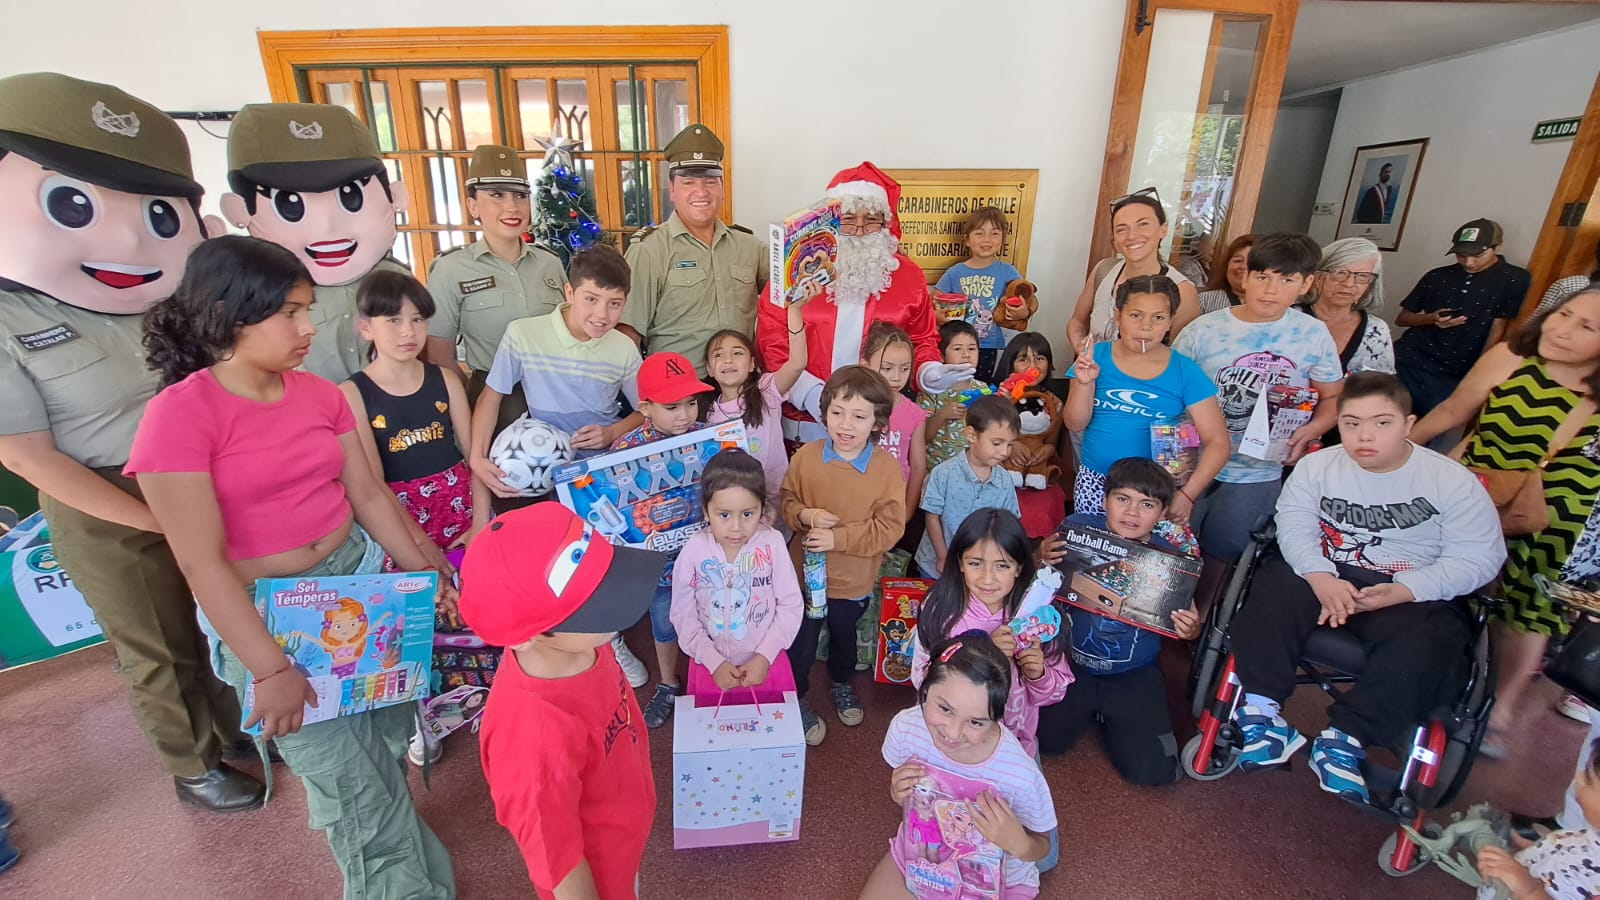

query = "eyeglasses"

[
  {"left": 1110, "top": 186, "right": 1161, "bottom": 209},
  {"left": 1320, "top": 269, "right": 1379, "bottom": 286},
  {"left": 839, "top": 216, "right": 885, "bottom": 236}
]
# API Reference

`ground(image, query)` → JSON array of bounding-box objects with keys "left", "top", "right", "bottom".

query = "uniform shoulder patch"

[
  {"left": 631, "top": 225, "right": 659, "bottom": 243},
  {"left": 431, "top": 245, "right": 466, "bottom": 266},
  {"left": 729, "top": 223, "right": 754, "bottom": 235}
]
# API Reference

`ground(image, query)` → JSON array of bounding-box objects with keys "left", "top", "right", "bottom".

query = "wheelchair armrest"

[
  {"left": 1464, "top": 593, "right": 1504, "bottom": 639},
  {"left": 1247, "top": 517, "right": 1276, "bottom": 546}
]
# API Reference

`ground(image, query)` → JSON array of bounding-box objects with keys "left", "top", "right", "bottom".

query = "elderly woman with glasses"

[{"left": 1300, "top": 238, "right": 1394, "bottom": 376}]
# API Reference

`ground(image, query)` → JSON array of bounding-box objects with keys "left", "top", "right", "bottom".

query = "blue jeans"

[
  {"left": 649, "top": 580, "right": 676, "bottom": 643},
  {"left": 1033, "top": 751, "right": 1060, "bottom": 872}
]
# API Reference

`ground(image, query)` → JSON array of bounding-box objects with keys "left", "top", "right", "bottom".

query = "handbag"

[{"left": 1452, "top": 398, "right": 1596, "bottom": 537}]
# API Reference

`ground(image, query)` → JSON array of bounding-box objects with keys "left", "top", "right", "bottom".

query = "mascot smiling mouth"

[
  {"left": 80, "top": 262, "right": 162, "bottom": 289},
  {"left": 305, "top": 239, "right": 358, "bottom": 267}
]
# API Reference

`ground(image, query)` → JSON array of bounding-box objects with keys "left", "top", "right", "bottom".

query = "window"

[{"left": 259, "top": 27, "right": 729, "bottom": 273}]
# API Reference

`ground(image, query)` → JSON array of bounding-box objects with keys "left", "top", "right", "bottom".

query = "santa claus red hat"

[{"left": 827, "top": 161, "right": 902, "bottom": 239}]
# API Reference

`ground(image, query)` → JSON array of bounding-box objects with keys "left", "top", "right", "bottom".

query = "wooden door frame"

[
  {"left": 1519, "top": 69, "right": 1600, "bottom": 322},
  {"left": 1090, "top": 0, "right": 1299, "bottom": 274}
]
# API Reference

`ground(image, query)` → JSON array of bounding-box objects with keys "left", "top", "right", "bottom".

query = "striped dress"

[{"left": 1461, "top": 358, "right": 1600, "bottom": 635}]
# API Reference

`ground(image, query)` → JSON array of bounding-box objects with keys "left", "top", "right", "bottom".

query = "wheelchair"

[{"left": 1182, "top": 521, "right": 1499, "bottom": 877}]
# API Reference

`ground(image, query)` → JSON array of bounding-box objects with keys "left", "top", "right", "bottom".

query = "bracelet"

[
  {"left": 788, "top": 326, "right": 804, "bottom": 334},
  {"left": 1179, "top": 489, "right": 1195, "bottom": 503},
  {"left": 251, "top": 661, "right": 292, "bottom": 686}
]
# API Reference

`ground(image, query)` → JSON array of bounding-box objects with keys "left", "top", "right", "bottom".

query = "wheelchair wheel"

[
  {"left": 1377, "top": 827, "right": 1439, "bottom": 877},
  {"left": 1181, "top": 733, "right": 1239, "bottom": 781}
]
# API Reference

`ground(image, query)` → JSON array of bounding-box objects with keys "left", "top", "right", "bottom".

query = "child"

[
  {"left": 471, "top": 245, "right": 643, "bottom": 497},
  {"left": 865, "top": 322, "right": 932, "bottom": 524},
  {"left": 911, "top": 507, "right": 1071, "bottom": 872},
  {"left": 916, "top": 396, "right": 1022, "bottom": 578},
  {"left": 783, "top": 365, "right": 907, "bottom": 744},
  {"left": 1228, "top": 372, "right": 1503, "bottom": 803},
  {"left": 670, "top": 448, "right": 804, "bottom": 702},
  {"left": 936, "top": 207, "right": 1022, "bottom": 381},
  {"left": 612, "top": 350, "right": 717, "bottom": 729},
  {"left": 1036, "top": 458, "right": 1201, "bottom": 786},
  {"left": 1477, "top": 736, "right": 1600, "bottom": 900},
  {"left": 1171, "top": 232, "right": 1344, "bottom": 563},
  {"left": 704, "top": 292, "right": 812, "bottom": 511},
  {"left": 459, "top": 502, "right": 660, "bottom": 900},
  {"left": 994, "top": 332, "right": 1055, "bottom": 395},
  {"left": 921, "top": 321, "right": 993, "bottom": 470},
  {"left": 861, "top": 632, "right": 1057, "bottom": 899},
  {"left": 342, "top": 272, "right": 498, "bottom": 743},
  {"left": 1065, "top": 275, "right": 1228, "bottom": 525}
]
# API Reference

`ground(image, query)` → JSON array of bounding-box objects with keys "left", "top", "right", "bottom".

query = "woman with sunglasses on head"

[{"left": 1067, "top": 187, "right": 1203, "bottom": 352}]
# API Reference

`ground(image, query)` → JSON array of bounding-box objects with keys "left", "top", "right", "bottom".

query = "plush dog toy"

[
  {"left": 1003, "top": 388, "right": 1062, "bottom": 490},
  {"left": 993, "top": 279, "right": 1038, "bottom": 331}
]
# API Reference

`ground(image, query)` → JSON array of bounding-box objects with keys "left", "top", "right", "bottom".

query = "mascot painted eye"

[
  {"left": 271, "top": 189, "right": 306, "bottom": 224},
  {"left": 144, "top": 198, "right": 182, "bottom": 239},
  {"left": 338, "top": 179, "right": 366, "bottom": 213},
  {"left": 40, "top": 174, "right": 97, "bottom": 230}
]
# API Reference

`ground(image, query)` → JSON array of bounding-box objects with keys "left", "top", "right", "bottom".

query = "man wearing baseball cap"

[
  {"left": 461, "top": 503, "right": 664, "bottom": 898},
  {"left": 1394, "top": 218, "right": 1531, "bottom": 428},
  {"left": 608, "top": 350, "right": 717, "bottom": 729}
]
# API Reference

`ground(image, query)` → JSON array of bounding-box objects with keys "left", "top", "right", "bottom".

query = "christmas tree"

[{"left": 531, "top": 135, "right": 603, "bottom": 266}]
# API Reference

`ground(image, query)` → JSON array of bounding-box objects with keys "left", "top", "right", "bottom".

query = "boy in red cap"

[
  {"left": 611, "top": 350, "right": 716, "bottom": 728},
  {"left": 460, "top": 503, "right": 665, "bottom": 899}
]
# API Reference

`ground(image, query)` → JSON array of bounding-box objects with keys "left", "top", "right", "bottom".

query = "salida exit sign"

[{"left": 1532, "top": 117, "right": 1581, "bottom": 143}]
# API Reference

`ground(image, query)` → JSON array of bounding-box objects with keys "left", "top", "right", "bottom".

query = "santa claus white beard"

[{"left": 831, "top": 231, "right": 900, "bottom": 306}]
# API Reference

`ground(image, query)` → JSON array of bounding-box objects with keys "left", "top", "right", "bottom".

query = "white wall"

[
  {"left": 1254, "top": 90, "right": 1341, "bottom": 235},
  {"left": 1307, "top": 21, "right": 1600, "bottom": 320},
  {"left": 0, "top": 0, "right": 1128, "bottom": 361}
]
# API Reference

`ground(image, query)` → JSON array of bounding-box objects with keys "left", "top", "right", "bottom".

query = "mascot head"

[
  {"left": 222, "top": 103, "right": 408, "bottom": 287},
  {"left": 0, "top": 72, "right": 214, "bottom": 315}
]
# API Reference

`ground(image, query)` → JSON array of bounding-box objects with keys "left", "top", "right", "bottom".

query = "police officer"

[
  {"left": 620, "top": 124, "right": 767, "bottom": 374},
  {"left": 0, "top": 73, "right": 263, "bottom": 810},
  {"left": 426, "top": 144, "right": 565, "bottom": 422},
  {"left": 222, "top": 103, "right": 412, "bottom": 383}
]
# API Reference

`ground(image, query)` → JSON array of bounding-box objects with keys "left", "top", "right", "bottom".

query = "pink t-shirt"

[
  {"left": 876, "top": 394, "right": 930, "bottom": 483},
  {"left": 707, "top": 372, "right": 788, "bottom": 505},
  {"left": 125, "top": 369, "right": 356, "bottom": 560}
]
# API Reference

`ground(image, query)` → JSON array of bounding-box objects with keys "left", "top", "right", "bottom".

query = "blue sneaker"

[
  {"left": 0, "top": 796, "right": 12, "bottom": 830},
  {"left": 0, "top": 826, "right": 17, "bottom": 875},
  {"left": 1309, "top": 728, "right": 1369, "bottom": 804},
  {"left": 1235, "top": 705, "right": 1306, "bottom": 770}
]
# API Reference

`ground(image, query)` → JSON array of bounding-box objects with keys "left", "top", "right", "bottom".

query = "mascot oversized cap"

[
  {"left": 228, "top": 102, "right": 385, "bottom": 193},
  {"left": 0, "top": 72, "right": 201, "bottom": 199},
  {"left": 826, "top": 161, "right": 902, "bottom": 239}
]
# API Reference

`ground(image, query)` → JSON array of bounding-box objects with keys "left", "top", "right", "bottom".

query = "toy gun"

[{"left": 996, "top": 367, "right": 1042, "bottom": 402}]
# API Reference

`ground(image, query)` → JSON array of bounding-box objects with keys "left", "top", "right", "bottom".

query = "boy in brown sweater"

[{"left": 782, "top": 365, "right": 907, "bottom": 745}]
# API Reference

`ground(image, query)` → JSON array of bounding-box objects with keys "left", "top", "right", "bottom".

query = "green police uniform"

[
  {"left": 620, "top": 124, "right": 767, "bottom": 374},
  {"left": 427, "top": 147, "right": 565, "bottom": 374},
  {"left": 0, "top": 74, "right": 242, "bottom": 781}
]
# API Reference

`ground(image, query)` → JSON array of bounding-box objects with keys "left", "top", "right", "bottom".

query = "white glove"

[
  {"left": 919, "top": 362, "right": 977, "bottom": 393},
  {"left": 797, "top": 381, "right": 825, "bottom": 420}
]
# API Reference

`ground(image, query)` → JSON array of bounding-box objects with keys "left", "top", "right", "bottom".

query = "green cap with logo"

[
  {"left": 1448, "top": 218, "right": 1503, "bottom": 256},
  {"left": 663, "top": 123, "right": 724, "bottom": 177},
  {"left": 227, "top": 102, "right": 385, "bottom": 193},
  {"left": 0, "top": 71, "right": 201, "bottom": 199},
  {"left": 465, "top": 144, "right": 529, "bottom": 190}
]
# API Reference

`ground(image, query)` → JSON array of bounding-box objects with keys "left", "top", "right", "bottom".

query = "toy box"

[
  {"left": 897, "top": 762, "right": 1008, "bottom": 898},
  {"left": 875, "top": 577, "right": 933, "bottom": 685},
  {"left": 672, "top": 691, "right": 806, "bottom": 849},
  {"left": 0, "top": 511, "right": 103, "bottom": 670},
  {"left": 553, "top": 422, "right": 748, "bottom": 553},
  {"left": 244, "top": 571, "right": 437, "bottom": 733},
  {"left": 769, "top": 200, "right": 839, "bottom": 308},
  {"left": 1051, "top": 524, "right": 1201, "bottom": 639},
  {"left": 1240, "top": 383, "right": 1318, "bottom": 462},
  {"left": 1151, "top": 415, "right": 1201, "bottom": 485}
]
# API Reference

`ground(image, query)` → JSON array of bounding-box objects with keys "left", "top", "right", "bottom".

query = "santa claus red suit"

[{"left": 758, "top": 162, "right": 972, "bottom": 441}]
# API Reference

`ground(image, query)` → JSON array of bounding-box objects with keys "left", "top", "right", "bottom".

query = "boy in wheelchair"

[{"left": 1229, "top": 372, "right": 1505, "bottom": 803}]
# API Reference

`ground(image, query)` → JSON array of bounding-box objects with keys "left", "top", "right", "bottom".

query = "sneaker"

[
  {"left": 612, "top": 635, "right": 648, "bottom": 689},
  {"left": 0, "top": 827, "right": 17, "bottom": 875},
  {"left": 1557, "top": 692, "right": 1593, "bottom": 724},
  {"left": 832, "top": 681, "right": 864, "bottom": 727},
  {"left": 1235, "top": 704, "right": 1306, "bottom": 770},
  {"left": 643, "top": 683, "right": 679, "bottom": 729},
  {"left": 0, "top": 796, "right": 13, "bottom": 830},
  {"left": 407, "top": 727, "right": 443, "bottom": 767},
  {"left": 799, "top": 698, "right": 827, "bottom": 746},
  {"left": 1309, "top": 728, "right": 1369, "bottom": 804}
]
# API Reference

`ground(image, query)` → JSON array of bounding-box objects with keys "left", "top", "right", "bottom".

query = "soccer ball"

[{"left": 489, "top": 415, "right": 575, "bottom": 497}]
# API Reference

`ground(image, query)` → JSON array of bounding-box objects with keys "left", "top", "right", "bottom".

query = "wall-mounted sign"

[
  {"left": 1532, "top": 117, "right": 1581, "bottom": 144},
  {"left": 882, "top": 169, "right": 1038, "bottom": 285}
]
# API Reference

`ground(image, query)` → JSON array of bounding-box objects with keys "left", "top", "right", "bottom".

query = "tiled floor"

[{"left": 0, "top": 627, "right": 1586, "bottom": 899}]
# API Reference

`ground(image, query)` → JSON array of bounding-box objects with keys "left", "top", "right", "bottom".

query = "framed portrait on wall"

[{"left": 1335, "top": 138, "right": 1428, "bottom": 251}]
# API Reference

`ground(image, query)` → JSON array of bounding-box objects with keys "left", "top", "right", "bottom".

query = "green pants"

[
  {"left": 218, "top": 524, "right": 453, "bottom": 899},
  {"left": 41, "top": 473, "right": 241, "bottom": 778}
]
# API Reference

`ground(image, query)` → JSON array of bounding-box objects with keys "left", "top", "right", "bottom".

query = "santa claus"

[{"left": 758, "top": 162, "right": 973, "bottom": 441}]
